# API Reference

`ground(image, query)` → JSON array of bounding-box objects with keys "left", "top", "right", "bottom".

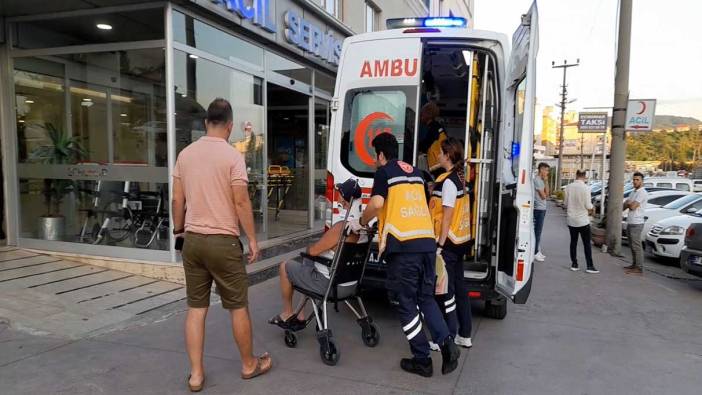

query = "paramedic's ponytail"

[{"left": 440, "top": 137, "right": 466, "bottom": 189}]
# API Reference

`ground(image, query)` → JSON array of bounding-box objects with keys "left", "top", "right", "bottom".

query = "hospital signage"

[
  {"left": 625, "top": 99, "right": 657, "bottom": 131},
  {"left": 197, "top": 0, "right": 345, "bottom": 67},
  {"left": 284, "top": 10, "right": 342, "bottom": 65},
  {"left": 207, "top": 0, "right": 277, "bottom": 32}
]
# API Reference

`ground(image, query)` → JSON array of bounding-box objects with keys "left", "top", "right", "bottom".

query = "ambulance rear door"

[
  {"left": 329, "top": 35, "right": 423, "bottom": 223},
  {"left": 495, "top": 2, "right": 539, "bottom": 304}
]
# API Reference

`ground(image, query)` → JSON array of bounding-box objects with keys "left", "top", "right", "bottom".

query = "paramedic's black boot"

[
  {"left": 440, "top": 337, "right": 460, "bottom": 375},
  {"left": 400, "top": 357, "right": 433, "bottom": 377}
]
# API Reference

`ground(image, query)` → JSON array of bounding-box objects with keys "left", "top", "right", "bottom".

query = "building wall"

[
  {"left": 312, "top": 0, "right": 474, "bottom": 33},
  {"left": 432, "top": 0, "right": 474, "bottom": 25}
]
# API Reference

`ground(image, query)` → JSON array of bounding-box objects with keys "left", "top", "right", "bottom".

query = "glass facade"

[
  {"left": 14, "top": 48, "right": 169, "bottom": 252},
  {"left": 4, "top": 4, "right": 340, "bottom": 262}
]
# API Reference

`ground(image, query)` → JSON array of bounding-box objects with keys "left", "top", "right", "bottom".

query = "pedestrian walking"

[
  {"left": 359, "top": 133, "right": 460, "bottom": 378},
  {"left": 624, "top": 171, "right": 648, "bottom": 275},
  {"left": 564, "top": 170, "right": 599, "bottom": 274},
  {"left": 172, "top": 98, "right": 271, "bottom": 391},
  {"left": 533, "top": 163, "right": 550, "bottom": 261},
  {"left": 427, "top": 137, "right": 473, "bottom": 350}
]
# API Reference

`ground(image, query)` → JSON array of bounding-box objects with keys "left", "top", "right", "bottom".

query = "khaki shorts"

[{"left": 182, "top": 232, "right": 248, "bottom": 309}]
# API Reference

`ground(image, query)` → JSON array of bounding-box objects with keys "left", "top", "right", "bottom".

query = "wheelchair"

[{"left": 275, "top": 217, "right": 380, "bottom": 366}]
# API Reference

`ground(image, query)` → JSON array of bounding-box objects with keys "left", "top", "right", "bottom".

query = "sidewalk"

[{"left": 2, "top": 204, "right": 702, "bottom": 394}]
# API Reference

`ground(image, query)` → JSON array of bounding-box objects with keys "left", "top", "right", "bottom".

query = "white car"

[
  {"left": 693, "top": 179, "right": 702, "bottom": 192},
  {"left": 645, "top": 209, "right": 702, "bottom": 259},
  {"left": 639, "top": 193, "right": 702, "bottom": 238},
  {"left": 621, "top": 190, "right": 696, "bottom": 237}
]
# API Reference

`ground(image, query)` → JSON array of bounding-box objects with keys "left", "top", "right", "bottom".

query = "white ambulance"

[{"left": 325, "top": 4, "right": 539, "bottom": 319}]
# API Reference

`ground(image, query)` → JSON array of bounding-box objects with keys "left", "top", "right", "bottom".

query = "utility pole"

[
  {"left": 553, "top": 59, "right": 580, "bottom": 188},
  {"left": 606, "top": 0, "right": 633, "bottom": 256},
  {"left": 580, "top": 132, "right": 585, "bottom": 169}
]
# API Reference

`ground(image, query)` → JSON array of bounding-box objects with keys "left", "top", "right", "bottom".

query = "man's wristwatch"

[{"left": 173, "top": 228, "right": 184, "bottom": 235}]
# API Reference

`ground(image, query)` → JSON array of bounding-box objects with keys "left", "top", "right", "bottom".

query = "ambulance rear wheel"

[{"left": 484, "top": 298, "right": 507, "bottom": 320}]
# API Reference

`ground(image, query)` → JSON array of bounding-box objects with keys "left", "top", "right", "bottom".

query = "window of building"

[
  {"left": 172, "top": 11, "right": 264, "bottom": 69},
  {"left": 323, "top": 0, "right": 341, "bottom": 19},
  {"left": 14, "top": 49, "right": 170, "bottom": 250},
  {"left": 365, "top": 3, "right": 378, "bottom": 32}
]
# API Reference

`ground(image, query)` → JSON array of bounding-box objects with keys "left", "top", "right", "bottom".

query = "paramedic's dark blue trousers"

[
  {"left": 386, "top": 252, "right": 450, "bottom": 359},
  {"left": 436, "top": 249, "right": 472, "bottom": 339}
]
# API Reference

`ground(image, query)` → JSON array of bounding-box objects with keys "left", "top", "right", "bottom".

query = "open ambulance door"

[{"left": 495, "top": 2, "right": 539, "bottom": 304}]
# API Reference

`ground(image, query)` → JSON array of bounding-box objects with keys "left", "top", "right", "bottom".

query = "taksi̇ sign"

[
  {"left": 284, "top": 10, "right": 342, "bottom": 66},
  {"left": 578, "top": 112, "right": 608, "bottom": 133},
  {"left": 625, "top": 99, "right": 656, "bottom": 131},
  {"left": 208, "top": 0, "right": 276, "bottom": 32}
]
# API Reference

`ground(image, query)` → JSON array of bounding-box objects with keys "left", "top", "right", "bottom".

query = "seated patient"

[{"left": 269, "top": 179, "right": 363, "bottom": 328}]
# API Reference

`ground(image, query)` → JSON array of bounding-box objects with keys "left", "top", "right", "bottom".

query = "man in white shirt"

[
  {"left": 564, "top": 170, "right": 598, "bottom": 273},
  {"left": 624, "top": 172, "right": 648, "bottom": 274}
]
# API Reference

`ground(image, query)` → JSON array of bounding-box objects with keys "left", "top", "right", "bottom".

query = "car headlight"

[{"left": 660, "top": 226, "right": 685, "bottom": 235}]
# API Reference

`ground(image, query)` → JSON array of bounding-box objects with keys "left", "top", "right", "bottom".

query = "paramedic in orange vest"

[
  {"left": 417, "top": 102, "right": 448, "bottom": 179},
  {"left": 359, "top": 133, "right": 460, "bottom": 377},
  {"left": 428, "top": 137, "right": 473, "bottom": 351}
]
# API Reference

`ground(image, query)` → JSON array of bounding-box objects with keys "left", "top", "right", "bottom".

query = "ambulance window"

[
  {"left": 341, "top": 87, "right": 416, "bottom": 177},
  {"left": 511, "top": 78, "right": 527, "bottom": 176}
]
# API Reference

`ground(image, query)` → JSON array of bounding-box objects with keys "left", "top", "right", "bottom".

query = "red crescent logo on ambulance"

[{"left": 354, "top": 112, "right": 394, "bottom": 166}]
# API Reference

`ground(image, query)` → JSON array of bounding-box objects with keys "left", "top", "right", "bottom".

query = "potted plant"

[{"left": 29, "top": 123, "right": 87, "bottom": 240}]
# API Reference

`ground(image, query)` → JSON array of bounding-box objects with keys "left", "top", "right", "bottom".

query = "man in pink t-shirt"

[{"left": 172, "top": 98, "right": 271, "bottom": 389}]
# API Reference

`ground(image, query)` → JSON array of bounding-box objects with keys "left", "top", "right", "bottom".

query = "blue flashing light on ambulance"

[{"left": 325, "top": 4, "right": 539, "bottom": 319}]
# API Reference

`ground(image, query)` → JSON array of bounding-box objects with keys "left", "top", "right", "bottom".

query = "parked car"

[
  {"left": 621, "top": 190, "right": 694, "bottom": 238},
  {"left": 593, "top": 186, "right": 677, "bottom": 213},
  {"left": 645, "top": 209, "right": 702, "bottom": 259},
  {"left": 692, "top": 179, "right": 702, "bottom": 192},
  {"left": 679, "top": 223, "right": 702, "bottom": 276},
  {"left": 643, "top": 177, "right": 693, "bottom": 192},
  {"left": 639, "top": 193, "right": 702, "bottom": 238}
]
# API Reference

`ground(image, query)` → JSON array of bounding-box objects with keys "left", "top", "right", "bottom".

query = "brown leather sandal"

[
  {"left": 241, "top": 352, "right": 272, "bottom": 379},
  {"left": 187, "top": 374, "right": 205, "bottom": 392}
]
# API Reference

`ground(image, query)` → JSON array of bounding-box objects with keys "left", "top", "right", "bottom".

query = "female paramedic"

[{"left": 428, "top": 137, "right": 473, "bottom": 350}]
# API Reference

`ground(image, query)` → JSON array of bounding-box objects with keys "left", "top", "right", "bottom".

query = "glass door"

[
  {"left": 266, "top": 82, "right": 310, "bottom": 238},
  {"left": 314, "top": 98, "right": 331, "bottom": 229}
]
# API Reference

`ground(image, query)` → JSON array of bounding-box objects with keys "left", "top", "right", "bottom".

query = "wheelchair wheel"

[
  {"left": 361, "top": 322, "right": 380, "bottom": 347},
  {"left": 284, "top": 330, "right": 297, "bottom": 348},
  {"left": 320, "top": 339, "right": 339, "bottom": 366}
]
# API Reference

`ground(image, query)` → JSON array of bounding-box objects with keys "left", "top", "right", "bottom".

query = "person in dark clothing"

[{"left": 359, "top": 133, "right": 460, "bottom": 378}]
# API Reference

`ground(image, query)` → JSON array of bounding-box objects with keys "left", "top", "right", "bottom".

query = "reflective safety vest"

[
  {"left": 429, "top": 170, "right": 471, "bottom": 253},
  {"left": 427, "top": 130, "right": 448, "bottom": 171},
  {"left": 377, "top": 160, "right": 436, "bottom": 255}
]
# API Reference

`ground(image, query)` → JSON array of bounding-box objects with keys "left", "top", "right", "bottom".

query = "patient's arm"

[{"left": 307, "top": 222, "right": 359, "bottom": 256}]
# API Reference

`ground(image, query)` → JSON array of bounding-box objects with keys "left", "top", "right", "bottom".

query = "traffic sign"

[
  {"left": 625, "top": 99, "right": 656, "bottom": 131},
  {"left": 578, "top": 112, "right": 608, "bottom": 133}
]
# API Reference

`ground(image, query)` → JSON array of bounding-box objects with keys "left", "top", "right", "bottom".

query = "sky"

[{"left": 473, "top": 0, "right": 702, "bottom": 121}]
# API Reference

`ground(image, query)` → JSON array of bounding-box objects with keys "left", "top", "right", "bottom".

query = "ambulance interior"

[{"left": 417, "top": 45, "right": 499, "bottom": 279}]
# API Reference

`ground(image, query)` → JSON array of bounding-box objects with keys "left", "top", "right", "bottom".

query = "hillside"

[{"left": 653, "top": 115, "right": 702, "bottom": 130}]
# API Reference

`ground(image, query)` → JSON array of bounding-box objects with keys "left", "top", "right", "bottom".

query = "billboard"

[{"left": 578, "top": 112, "right": 608, "bottom": 133}]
